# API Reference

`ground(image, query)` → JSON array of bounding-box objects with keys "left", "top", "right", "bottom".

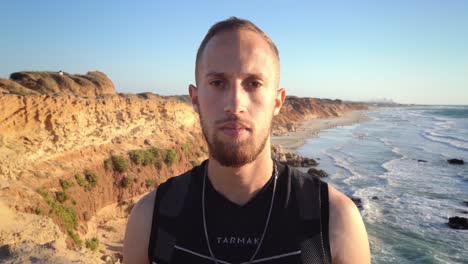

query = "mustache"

[{"left": 215, "top": 116, "right": 253, "bottom": 128}]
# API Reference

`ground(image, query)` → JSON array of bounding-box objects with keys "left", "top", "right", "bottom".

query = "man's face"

[{"left": 190, "top": 29, "right": 285, "bottom": 167}]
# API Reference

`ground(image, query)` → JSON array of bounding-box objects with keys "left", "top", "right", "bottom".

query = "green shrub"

[
  {"left": 111, "top": 155, "right": 129, "bottom": 173},
  {"left": 128, "top": 149, "right": 155, "bottom": 166},
  {"left": 37, "top": 187, "right": 79, "bottom": 240},
  {"left": 75, "top": 174, "right": 88, "bottom": 188},
  {"left": 164, "top": 149, "right": 178, "bottom": 165},
  {"left": 85, "top": 237, "right": 99, "bottom": 251},
  {"left": 150, "top": 146, "right": 160, "bottom": 157},
  {"left": 55, "top": 191, "right": 69, "bottom": 203},
  {"left": 59, "top": 179, "right": 74, "bottom": 190},
  {"left": 75, "top": 171, "right": 98, "bottom": 191},
  {"left": 68, "top": 230, "right": 82, "bottom": 247},
  {"left": 36, "top": 187, "right": 48, "bottom": 197},
  {"left": 121, "top": 176, "right": 132, "bottom": 188},
  {"left": 145, "top": 179, "right": 155, "bottom": 188},
  {"left": 84, "top": 170, "right": 98, "bottom": 189},
  {"left": 128, "top": 149, "right": 144, "bottom": 165}
]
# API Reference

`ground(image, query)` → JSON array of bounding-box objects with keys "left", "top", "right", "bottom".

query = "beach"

[
  {"left": 295, "top": 106, "right": 468, "bottom": 263},
  {"left": 272, "top": 110, "right": 370, "bottom": 153}
]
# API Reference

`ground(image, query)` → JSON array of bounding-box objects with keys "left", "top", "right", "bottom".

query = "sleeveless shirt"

[{"left": 148, "top": 160, "right": 331, "bottom": 264}]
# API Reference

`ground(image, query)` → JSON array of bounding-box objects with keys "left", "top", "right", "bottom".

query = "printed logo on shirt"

[{"left": 216, "top": 236, "right": 260, "bottom": 245}]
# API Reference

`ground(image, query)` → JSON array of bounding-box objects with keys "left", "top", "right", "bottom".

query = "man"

[{"left": 124, "top": 17, "right": 370, "bottom": 264}]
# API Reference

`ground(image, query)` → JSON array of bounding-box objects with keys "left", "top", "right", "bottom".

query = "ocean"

[{"left": 297, "top": 106, "right": 468, "bottom": 264}]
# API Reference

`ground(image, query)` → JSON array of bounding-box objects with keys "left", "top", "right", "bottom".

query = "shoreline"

[{"left": 271, "top": 110, "right": 370, "bottom": 153}]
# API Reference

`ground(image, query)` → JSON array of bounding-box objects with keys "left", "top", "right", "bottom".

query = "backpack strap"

[
  {"left": 289, "top": 165, "right": 332, "bottom": 264},
  {"left": 148, "top": 168, "right": 193, "bottom": 264}
]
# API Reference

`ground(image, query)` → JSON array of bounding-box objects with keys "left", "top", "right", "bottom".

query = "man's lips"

[
  {"left": 218, "top": 122, "right": 251, "bottom": 136},
  {"left": 219, "top": 122, "right": 251, "bottom": 131}
]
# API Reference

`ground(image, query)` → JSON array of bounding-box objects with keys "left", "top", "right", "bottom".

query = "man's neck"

[{"left": 207, "top": 146, "right": 274, "bottom": 206}]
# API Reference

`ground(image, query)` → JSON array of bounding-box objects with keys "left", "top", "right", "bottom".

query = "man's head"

[
  {"left": 195, "top": 17, "right": 280, "bottom": 87},
  {"left": 189, "top": 17, "right": 286, "bottom": 167}
]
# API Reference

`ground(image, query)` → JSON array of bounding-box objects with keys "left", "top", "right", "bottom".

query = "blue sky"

[{"left": 1, "top": 0, "right": 467, "bottom": 105}]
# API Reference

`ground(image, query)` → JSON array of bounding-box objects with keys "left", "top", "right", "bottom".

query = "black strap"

[
  {"left": 148, "top": 169, "right": 193, "bottom": 263},
  {"left": 291, "top": 165, "right": 331, "bottom": 264}
]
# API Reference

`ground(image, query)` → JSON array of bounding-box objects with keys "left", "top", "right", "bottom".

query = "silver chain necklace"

[{"left": 202, "top": 160, "right": 278, "bottom": 264}]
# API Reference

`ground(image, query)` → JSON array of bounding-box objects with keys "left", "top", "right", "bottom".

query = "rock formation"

[
  {"left": 447, "top": 158, "right": 464, "bottom": 165},
  {"left": 1, "top": 71, "right": 115, "bottom": 97},
  {"left": 448, "top": 216, "right": 468, "bottom": 230}
]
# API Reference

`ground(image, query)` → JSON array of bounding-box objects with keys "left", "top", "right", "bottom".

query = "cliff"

[
  {"left": 273, "top": 96, "right": 368, "bottom": 135},
  {"left": 0, "top": 71, "right": 368, "bottom": 263}
]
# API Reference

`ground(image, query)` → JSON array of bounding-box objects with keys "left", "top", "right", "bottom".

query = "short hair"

[{"left": 195, "top": 17, "right": 280, "bottom": 85}]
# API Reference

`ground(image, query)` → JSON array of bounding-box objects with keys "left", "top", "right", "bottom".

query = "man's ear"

[
  {"left": 189, "top": 84, "right": 199, "bottom": 113},
  {"left": 273, "top": 88, "right": 286, "bottom": 116}
]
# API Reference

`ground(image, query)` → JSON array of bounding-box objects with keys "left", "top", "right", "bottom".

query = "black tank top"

[{"left": 148, "top": 160, "right": 331, "bottom": 264}]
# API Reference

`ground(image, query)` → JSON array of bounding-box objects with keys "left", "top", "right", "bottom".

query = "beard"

[{"left": 199, "top": 112, "right": 272, "bottom": 167}]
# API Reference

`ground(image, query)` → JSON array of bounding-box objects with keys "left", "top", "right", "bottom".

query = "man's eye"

[
  {"left": 209, "top": 80, "right": 223, "bottom": 87},
  {"left": 249, "top": 81, "right": 262, "bottom": 88}
]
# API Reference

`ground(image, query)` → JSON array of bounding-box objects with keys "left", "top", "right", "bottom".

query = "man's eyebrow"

[
  {"left": 247, "top": 73, "right": 266, "bottom": 80},
  {"left": 205, "top": 72, "right": 266, "bottom": 80},
  {"left": 205, "top": 72, "right": 227, "bottom": 78}
]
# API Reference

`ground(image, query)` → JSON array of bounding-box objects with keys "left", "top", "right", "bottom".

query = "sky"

[{"left": 1, "top": 0, "right": 467, "bottom": 105}]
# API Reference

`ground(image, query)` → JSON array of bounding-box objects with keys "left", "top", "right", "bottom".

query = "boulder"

[
  {"left": 302, "top": 158, "right": 318, "bottom": 167},
  {"left": 447, "top": 159, "right": 464, "bottom": 165},
  {"left": 417, "top": 159, "right": 427, "bottom": 163},
  {"left": 350, "top": 196, "right": 364, "bottom": 210},
  {"left": 307, "top": 168, "right": 329, "bottom": 178},
  {"left": 448, "top": 216, "right": 468, "bottom": 230}
]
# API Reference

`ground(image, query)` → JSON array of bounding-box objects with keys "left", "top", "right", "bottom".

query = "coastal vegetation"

[{"left": 36, "top": 187, "right": 80, "bottom": 246}]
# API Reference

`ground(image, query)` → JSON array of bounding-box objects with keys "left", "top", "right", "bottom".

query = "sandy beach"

[{"left": 271, "top": 110, "right": 370, "bottom": 153}]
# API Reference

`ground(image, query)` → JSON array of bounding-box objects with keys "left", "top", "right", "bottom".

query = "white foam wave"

[
  {"left": 376, "top": 137, "right": 406, "bottom": 158},
  {"left": 422, "top": 130, "right": 468, "bottom": 151},
  {"left": 322, "top": 148, "right": 360, "bottom": 179}
]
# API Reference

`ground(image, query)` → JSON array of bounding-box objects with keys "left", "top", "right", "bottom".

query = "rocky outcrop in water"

[
  {"left": 448, "top": 216, "right": 468, "bottom": 230},
  {"left": 307, "top": 168, "right": 329, "bottom": 178},
  {"left": 447, "top": 159, "right": 464, "bottom": 165},
  {"left": 271, "top": 145, "right": 318, "bottom": 167}
]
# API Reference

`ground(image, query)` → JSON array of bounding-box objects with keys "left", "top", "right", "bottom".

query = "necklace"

[{"left": 202, "top": 160, "right": 278, "bottom": 264}]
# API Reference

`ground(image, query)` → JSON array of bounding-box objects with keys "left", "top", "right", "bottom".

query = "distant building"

[{"left": 59, "top": 70, "right": 63, "bottom": 76}]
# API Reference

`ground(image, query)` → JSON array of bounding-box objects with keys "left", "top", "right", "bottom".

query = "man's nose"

[{"left": 224, "top": 80, "right": 247, "bottom": 115}]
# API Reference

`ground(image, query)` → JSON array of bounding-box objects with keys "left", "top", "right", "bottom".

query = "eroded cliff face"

[
  {"left": 0, "top": 92, "right": 207, "bottom": 258},
  {"left": 0, "top": 72, "right": 368, "bottom": 262}
]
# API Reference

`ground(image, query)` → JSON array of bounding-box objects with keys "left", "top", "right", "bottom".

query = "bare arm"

[
  {"left": 328, "top": 185, "right": 371, "bottom": 264},
  {"left": 123, "top": 189, "right": 157, "bottom": 264}
]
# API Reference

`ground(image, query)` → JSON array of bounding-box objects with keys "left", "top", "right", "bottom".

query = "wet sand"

[{"left": 271, "top": 111, "right": 369, "bottom": 153}]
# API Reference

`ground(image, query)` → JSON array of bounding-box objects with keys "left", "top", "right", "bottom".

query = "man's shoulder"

[
  {"left": 327, "top": 185, "right": 370, "bottom": 263},
  {"left": 328, "top": 185, "right": 359, "bottom": 219}
]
